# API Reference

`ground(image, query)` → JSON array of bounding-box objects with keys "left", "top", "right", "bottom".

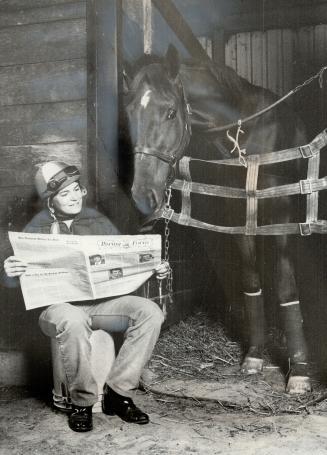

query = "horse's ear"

[
  {"left": 122, "top": 62, "right": 133, "bottom": 94},
  {"left": 164, "top": 44, "right": 180, "bottom": 80}
]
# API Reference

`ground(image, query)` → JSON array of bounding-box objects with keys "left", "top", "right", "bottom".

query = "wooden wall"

[
  {"left": 222, "top": 8, "right": 327, "bottom": 138},
  {"left": 0, "top": 0, "right": 87, "bottom": 386}
]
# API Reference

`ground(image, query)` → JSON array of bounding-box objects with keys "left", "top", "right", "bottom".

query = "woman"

[{"left": 3, "top": 161, "right": 169, "bottom": 432}]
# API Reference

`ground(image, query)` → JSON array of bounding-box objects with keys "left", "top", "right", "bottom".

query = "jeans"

[{"left": 39, "top": 295, "right": 164, "bottom": 407}]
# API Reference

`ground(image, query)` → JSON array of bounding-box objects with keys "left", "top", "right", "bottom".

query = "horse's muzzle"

[{"left": 131, "top": 185, "right": 162, "bottom": 216}]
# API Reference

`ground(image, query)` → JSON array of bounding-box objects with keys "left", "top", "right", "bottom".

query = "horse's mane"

[
  {"left": 128, "top": 54, "right": 164, "bottom": 76},
  {"left": 128, "top": 53, "right": 265, "bottom": 106}
]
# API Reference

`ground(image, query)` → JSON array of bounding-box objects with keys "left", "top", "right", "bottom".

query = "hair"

[{"left": 128, "top": 53, "right": 259, "bottom": 106}]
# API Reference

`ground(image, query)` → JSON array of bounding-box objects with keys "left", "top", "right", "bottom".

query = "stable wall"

[{"left": 0, "top": 0, "right": 87, "bottom": 386}]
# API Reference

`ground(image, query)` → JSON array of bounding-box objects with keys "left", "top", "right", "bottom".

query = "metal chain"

[
  {"left": 292, "top": 65, "right": 327, "bottom": 93},
  {"left": 164, "top": 186, "right": 173, "bottom": 303},
  {"left": 157, "top": 186, "right": 173, "bottom": 319}
]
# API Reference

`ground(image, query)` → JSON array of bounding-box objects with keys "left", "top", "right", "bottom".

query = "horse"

[{"left": 125, "top": 44, "right": 312, "bottom": 394}]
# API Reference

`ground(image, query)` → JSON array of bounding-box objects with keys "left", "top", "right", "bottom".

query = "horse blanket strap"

[
  {"left": 172, "top": 175, "right": 327, "bottom": 200},
  {"left": 306, "top": 151, "right": 320, "bottom": 225},
  {"left": 147, "top": 128, "right": 327, "bottom": 236},
  {"left": 245, "top": 155, "right": 259, "bottom": 235},
  {"left": 178, "top": 156, "right": 192, "bottom": 225},
  {"left": 187, "top": 129, "right": 327, "bottom": 167},
  {"left": 157, "top": 215, "right": 327, "bottom": 236}
]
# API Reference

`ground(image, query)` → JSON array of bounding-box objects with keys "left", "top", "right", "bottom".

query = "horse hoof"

[
  {"left": 286, "top": 376, "right": 311, "bottom": 394},
  {"left": 241, "top": 357, "right": 263, "bottom": 375}
]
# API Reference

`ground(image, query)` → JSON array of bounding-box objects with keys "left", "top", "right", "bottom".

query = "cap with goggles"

[{"left": 35, "top": 161, "right": 81, "bottom": 200}]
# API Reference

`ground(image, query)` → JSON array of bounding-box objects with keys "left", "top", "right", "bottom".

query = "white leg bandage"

[
  {"left": 280, "top": 300, "right": 300, "bottom": 307},
  {"left": 244, "top": 289, "right": 262, "bottom": 297}
]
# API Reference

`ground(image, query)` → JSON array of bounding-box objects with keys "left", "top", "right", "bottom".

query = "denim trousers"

[{"left": 39, "top": 295, "right": 164, "bottom": 407}]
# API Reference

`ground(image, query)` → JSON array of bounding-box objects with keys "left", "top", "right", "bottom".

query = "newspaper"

[{"left": 8, "top": 232, "right": 162, "bottom": 311}]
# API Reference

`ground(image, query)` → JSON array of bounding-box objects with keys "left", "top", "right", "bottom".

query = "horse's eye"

[{"left": 167, "top": 108, "right": 177, "bottom": 120}]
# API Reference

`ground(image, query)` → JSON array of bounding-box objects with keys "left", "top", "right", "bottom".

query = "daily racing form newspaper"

[{"left": 8, "top": 232, "right": 162, "bottom": 310}]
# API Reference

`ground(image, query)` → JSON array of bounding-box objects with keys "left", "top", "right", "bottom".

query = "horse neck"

[
  {"left": 179, "top": 63, "right": 244, "bottom": 131},
  {"left": 178, "top": 63, "right": 300, "bottom": 158}
]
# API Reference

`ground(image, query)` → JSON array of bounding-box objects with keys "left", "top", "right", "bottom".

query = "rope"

[{"left": 226, "top": 119, "right": 247, "bottom": 167}]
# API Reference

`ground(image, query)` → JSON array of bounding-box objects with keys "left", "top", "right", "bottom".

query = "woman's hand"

[
  {"left": 154, "top": 261, "right": 171, "bottom": 280},
  {"left": 4, "top": 256, "right": 28, "bottom": 278}
]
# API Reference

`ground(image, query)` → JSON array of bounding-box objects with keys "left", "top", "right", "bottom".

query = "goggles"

[{"left": 47, "top": 166, "right": 80, "bottom": 193}]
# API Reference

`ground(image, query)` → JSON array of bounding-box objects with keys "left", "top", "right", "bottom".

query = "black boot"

[
  {"left": 68, "top": 405, "right": 93, "bottom": 432},
  {"left": 102, "top": 384, "right": 149, "bottom": 425}
]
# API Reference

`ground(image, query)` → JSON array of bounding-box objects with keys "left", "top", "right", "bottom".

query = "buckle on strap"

[
  {"left": 299, "top": 223, "right": 311, "bottom": 236},
  {"left": 162, "top": 207, "right": 174, "bottom": 220},
  {"left": 299, "top": 179, "right": 313, "bottom": 194},
  {"left": 300, "top": 141, "right": 321, "bottom": 158}
]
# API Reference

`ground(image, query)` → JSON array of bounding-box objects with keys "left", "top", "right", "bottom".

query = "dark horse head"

[
  {"left": 125, "top": 45, "right": 192, "bottom": 216},
  {"left": 125, "top": 45, "right": 306, "bottom": 217}
]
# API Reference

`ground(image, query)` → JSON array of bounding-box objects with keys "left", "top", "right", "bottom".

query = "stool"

[{"left": 51, "top": 330, "right": 115, "bottom": 413}]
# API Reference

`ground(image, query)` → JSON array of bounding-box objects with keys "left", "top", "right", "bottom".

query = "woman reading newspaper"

[{"left": 3, "top": 161, "right": 169, "bottom": 432}]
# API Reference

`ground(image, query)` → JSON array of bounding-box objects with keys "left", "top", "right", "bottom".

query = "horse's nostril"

[
  {"left": 148, "top": 190, "right": 159, "bottom": 211},
  {"left": 131, "top": 186, "right": 160, "bottom": 215}
]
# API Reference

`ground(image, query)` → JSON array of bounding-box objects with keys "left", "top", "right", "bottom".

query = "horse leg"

[
  {"left": 275, "top": 235, "right": 311, "bottom": 394},
  {"left": 234, "top": 236, "right": 264, "bottom": 374}
]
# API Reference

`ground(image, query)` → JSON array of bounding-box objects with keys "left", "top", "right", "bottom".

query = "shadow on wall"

[
  {"left": 0, "top": 286, "right": 52, "bottom": 391},
  {"left": 0, "top": 191, "right": 52, "bottom": 391}
]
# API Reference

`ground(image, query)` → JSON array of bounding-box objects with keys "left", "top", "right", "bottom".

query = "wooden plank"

[
  {"left": 0, "top": 18, "right": 86, "bottom": 66},
  {"left": 314, "top": 24, "right": 327, "bottom": 67},
  {"left": 0, "top": 100, "right": 85, "bottom": 125},
  {"left": 225, "top": 34, "right": 237, "bottom": 70},
  {"left": 223, "top": 4, "right": 327, "bottom": 34},
  {"left": 276, "top": 29, "right": 283, "bottom": 95},
  {"left": 266, "top": 29, "right": 279, "bottom": 95},
  {"left": 0, "top": 142, "right": 84, "bottom": 187},
  {"left": 261, "top": 31, "right": 268, "bottom": 89},
  {"left": 251, "top": 31, "right": 264, "bottom": 87},
  {"left": 295, "top": 26, "right": 314, "bottom": 83},
  {"left": 0, "top": 100, "right": 86, "bottom": 146},
  {"left": 281, "top": 29, "right": 293, "bottom": 93},
  {"left": 151, "top": 0, "right": 213, "bottom": 64},
  {"left": 143, "top": 0, "right": 153, "bottom": 54},
  {"left": 198, "top": 37, "right": 213, "bottom": 59},
  {"left": 0, "top": 2, "right": 86, "bottom": 28},
  {"left": 86, "top": 0, "right": 97, "bottom": 204},
  {"left": 219, "top": 0, "right": 327, "bottom": 17},
  {"left": 0, "top": 185, "right": 37, "bottom": 232},
  {"left": 0, "top": 1, "right": 76, "bottom": 11},
  {"left": 0, "top": 59, "right": 86, "bottom": 106},
  {"left": 88, "top": 0, "right": 145, "bottom": 230},
  {"left": 212, "top": 29, "right": 225, "bottom": 66},
  {"left": 87, "top": 0, "right": 122, "bottom": 205},
  {"left": 236, "top": 32, "right": 252, "bottom": 81}
]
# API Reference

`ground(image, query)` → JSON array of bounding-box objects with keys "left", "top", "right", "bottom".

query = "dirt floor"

[
  {"left": 2, "top": 390, "right": 327, "bottom": 455},
  {"left": 2, "top": 313, "right": 327, "bottom": 455}
]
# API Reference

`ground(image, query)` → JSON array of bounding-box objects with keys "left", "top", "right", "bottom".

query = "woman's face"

[{"left": 51, "top": 181, "right": 83, "bottom": 216}]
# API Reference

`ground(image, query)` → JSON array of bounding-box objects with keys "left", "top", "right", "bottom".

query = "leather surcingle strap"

[
  {"left": 178, "top": 156, "right": 192, "bottom": 225},
  {"left": 245, "top": 155, "right": 259, "bottom": 236}
]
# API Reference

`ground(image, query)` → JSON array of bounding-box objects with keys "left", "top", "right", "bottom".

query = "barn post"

[
  {"left": 143, "top": 0, "right": 153, "bottom": 54},
  {"left": 151, "top": 0, "right": 214, "bottom": 64},
  {"left": 87, "top": 0, "right": 122, "bottom": 209},
  {"left": 87, "top": 0, "right": 137, "bottom": 229},
  {"left": 213, "top": 28, "right": 226, "bottom": 66}
]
